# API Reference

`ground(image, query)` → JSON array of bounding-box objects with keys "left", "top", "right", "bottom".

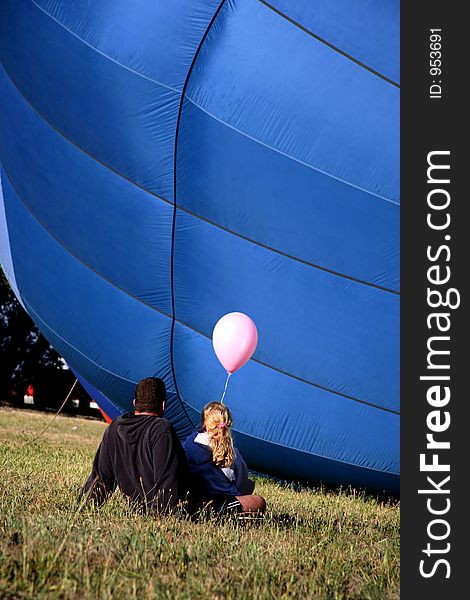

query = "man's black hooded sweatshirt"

[{"left": 82, "top": 413, "right": 189, "bottom": 513}]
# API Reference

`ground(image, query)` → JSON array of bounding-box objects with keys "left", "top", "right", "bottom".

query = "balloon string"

[
  {"left": 24, "top": 379, "right": 78, "bottom": 446},
  {"left": 220, "top": 372, "right": 231, "bottom": 404}
]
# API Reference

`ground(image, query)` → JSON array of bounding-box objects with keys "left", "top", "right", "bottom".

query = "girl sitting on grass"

[{"left": 183, "top": 402, "right": 266, "bottom": 515}]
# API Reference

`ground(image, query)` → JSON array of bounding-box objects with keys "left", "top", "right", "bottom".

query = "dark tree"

[{"left": 0, "top": 268, "right": 92, "bottom": 412}]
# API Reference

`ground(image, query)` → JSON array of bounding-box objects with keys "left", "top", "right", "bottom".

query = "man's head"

[{"left": 134, "top": 377, "right": 166, "bottom": 416}]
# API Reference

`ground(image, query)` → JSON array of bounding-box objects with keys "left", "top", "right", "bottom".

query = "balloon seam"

[
  {"left": 257, "top": 0, "right": 400, "bottom": 88},
  {"left": 170, "top": 0, "right": 230, "bottom": 429}
]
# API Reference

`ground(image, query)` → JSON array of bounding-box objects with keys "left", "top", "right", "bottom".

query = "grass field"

[{"left": 0, "top": 407, "right": 400, "bottom": 599}]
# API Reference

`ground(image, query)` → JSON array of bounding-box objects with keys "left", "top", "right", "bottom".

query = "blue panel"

[
  {"left": 172, "top": 322, "right": 399, "bottom": 486},
  {"left": 173, "top": 211, "right": 399, "bottom": 412},
  {"left": 0, "top": 65, "right": 172, "bottom": 312},
  {"left": 0, "top": 0, "right": 179, "bottom": 199},
  {"left": 266, "top": 0, "right": 400, "bottom": 84},
  {"left": 178, "top": 0, "right": 399, "bottom": 289},
  {"left": 234, "top": 432, "right": 399, "bottom": 494}
]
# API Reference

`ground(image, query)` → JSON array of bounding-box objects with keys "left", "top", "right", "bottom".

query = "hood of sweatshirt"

[
  {"left": 183, "top": 430, "right": 213, "bottom": 466},
  {"left": 116, "top": 412, "right": 166, "bottom": 444}
]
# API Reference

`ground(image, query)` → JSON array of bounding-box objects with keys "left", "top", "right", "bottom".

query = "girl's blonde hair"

[{"left": 200, "top": 402, "right": 235, "bottom": 467}]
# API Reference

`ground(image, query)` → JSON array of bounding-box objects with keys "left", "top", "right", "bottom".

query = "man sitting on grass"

[{"left": 81, "top": 377, "right": 189, "bottom": 514}]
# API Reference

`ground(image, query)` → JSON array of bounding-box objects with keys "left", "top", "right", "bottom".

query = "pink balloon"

[{"left": 212, "top": 312, "right": 258, "bottom": 373}]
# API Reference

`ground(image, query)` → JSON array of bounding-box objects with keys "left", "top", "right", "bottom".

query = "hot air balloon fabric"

[{"left": 0, "top": 0, "right": 399, "bottom": 493}]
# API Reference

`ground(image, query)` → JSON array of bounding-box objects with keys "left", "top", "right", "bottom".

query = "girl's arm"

[{"left": 234, "top": 449, "right": 254, "bottom": 495}]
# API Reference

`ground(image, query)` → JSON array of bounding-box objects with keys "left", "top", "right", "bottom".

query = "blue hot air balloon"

[{"left": 0, "top": 0, "right": 399, "bottom": 493}]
